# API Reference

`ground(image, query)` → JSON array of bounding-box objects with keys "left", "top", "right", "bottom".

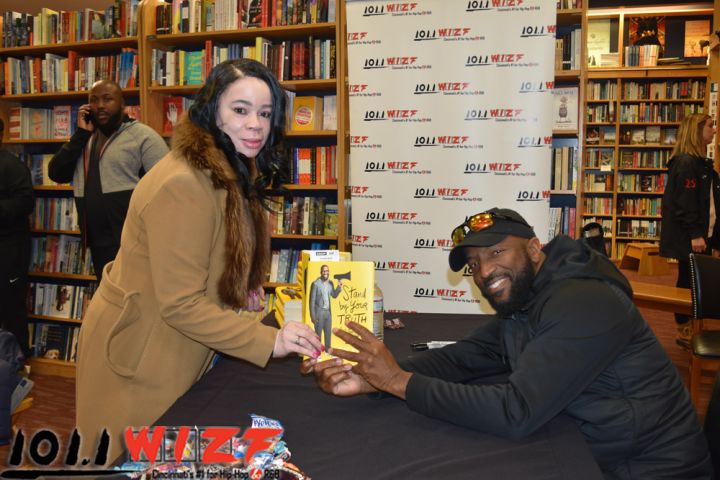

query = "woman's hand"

[
  {"left": 691, "top": 237, "right": 707, "bottom": 253},
  {"left": 241, "top": 286, "right": 265, "bottom": 312},
  {"left": 273, "top": 320, "right": 322, "bottom": 359}
]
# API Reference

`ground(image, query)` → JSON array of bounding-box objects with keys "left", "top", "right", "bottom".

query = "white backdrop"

[{"left": 346, "top": 0, "right": 556, "bottom": 313}]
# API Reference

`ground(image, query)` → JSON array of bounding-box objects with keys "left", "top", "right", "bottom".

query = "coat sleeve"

[
  {"left": 403, "top": 280, "right": 634, "bottom": 440},
  {"left": 0, "top": 157, "right": 34, "bottom": 223},
  {"left": 140, "top": 170, "right": 277, "bottom": 367},
  {"left": 309, "top": 280, "right": 319, "bottom": 322},
  {"left": 668, "top": 155, "right": 705, "bottom": 239}
]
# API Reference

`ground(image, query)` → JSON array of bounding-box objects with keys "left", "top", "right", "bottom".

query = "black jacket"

[
  {"left": 0, "top": 149, "right": 33, "bottom": 239},
  {"left": 401, "top": 236, "right": 711, "bottom": 479},
  {"left": 660, "top": 153, "right": 720, "bottom": 260}
]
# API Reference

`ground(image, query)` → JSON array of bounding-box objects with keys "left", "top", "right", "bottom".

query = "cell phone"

[{"left": 84, "top": 110, "right": 95, "bottom": 125}]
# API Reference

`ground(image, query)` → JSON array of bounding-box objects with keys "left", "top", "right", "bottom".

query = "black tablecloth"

[{"left": 155, "top": 313, "right": 603, "bottom": 479}]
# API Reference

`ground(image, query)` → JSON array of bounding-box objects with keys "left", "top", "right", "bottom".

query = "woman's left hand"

[{"left": 273, "top": 320, "right": 322, "bottom": 359}]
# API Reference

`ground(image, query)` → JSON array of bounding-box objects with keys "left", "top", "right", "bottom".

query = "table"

[
  {"left": 630, "top": 280, "right": 692, "bottom": 316},
  {"left": 155, "top": 313, "right": 603, "bottom": 479}
]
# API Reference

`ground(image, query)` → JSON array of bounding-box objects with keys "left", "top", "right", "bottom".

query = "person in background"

[
  {"left": 75, "top": 59, "right": 322, "bottom": 464},
  {"left": 305, "top": 208, "right": 712, "bottom": 479},
  {"left": 660, "top": 113, "right": 720, "bottom": 349},
  {"left": 0, "top": 118, "right": 34, "bottom": 359},
  {"left": 48, "top": 80, "right": 168, "bottom": 280}
]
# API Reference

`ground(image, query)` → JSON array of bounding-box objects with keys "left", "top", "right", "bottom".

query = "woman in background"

[
  {"left": 660, "top": 113, "right": 720, "bottom": 348},
  {"left": 76, "top": 59, "right": 322, "bottom": 463}
]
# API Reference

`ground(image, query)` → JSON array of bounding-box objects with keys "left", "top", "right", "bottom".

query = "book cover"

[
  {"left": 163, "top": 96, "right": 185, "bottom": 135},
  {"left": 645, "top": 125, "right": 661, "bottom": 144},
  {"left": 324, "top": 204, "right": 338, "bottom": 236},
  {"left": 52, "top": 105, "right": 71, "bottom": 139},
  {"left": 684, "top": 20, "right": 710, "bottom": 57},
  {"left": 291, "top": 96, "right": 323, "bottom": 131},
  {"left": 303, "top": 260, "right": 374, "bottom": 361}
]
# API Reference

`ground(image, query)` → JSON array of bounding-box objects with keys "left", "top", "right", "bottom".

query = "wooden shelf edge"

[
  {"left": 29, "top": 271, "right": 96, "bottom": 281},
  {"left": 29, "top": 357, "right": 76, "bottom": 378},
  {"left": 28, "top": 314, "right": 82, "bottom": 325}
]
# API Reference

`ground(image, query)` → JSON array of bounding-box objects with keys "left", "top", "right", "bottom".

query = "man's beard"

[
  {"left": 97, "top": 110, "right": 124, "bottom": 137},
  {"left": 480, "top": 255, "right": 535, "bottom": 317}
]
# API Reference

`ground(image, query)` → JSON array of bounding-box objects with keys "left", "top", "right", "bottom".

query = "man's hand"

[
  {"left": 78, "top": 104, "right": 94, "bottom": 132},
  {"left": 330, "top": 321, "right": 412, "bottom": 399},
  {"left": 301, "top": 357, "right": 375, "bottom": 397}
]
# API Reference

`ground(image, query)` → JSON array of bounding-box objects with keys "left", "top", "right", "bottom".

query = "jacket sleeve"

[
  {"left": 48, "top": 128, "right": 92, "bottom": 184},
  {"left": 138, "top": 128, "right": 169, "bottom": 173},
  {"left": 399, "top": 318, "right": 509, "bottom": 385},
  {"left": 403, "top": 280, "right": 634, "bottom": 440},
  {"left": 0, "top": 157, "right": 34, "bottom": 223},
  {"left": 668, "top": 155, "right": 705, "bottom": 239},
  {"left": 140, "top": 170, "right": 277, "bottom": 367},
  {"left": 309, "top": 281, "right": 319, "bottom": 321}
]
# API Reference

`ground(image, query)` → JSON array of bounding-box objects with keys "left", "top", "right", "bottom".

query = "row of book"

[
  {"left": 585, "top": 148, "right": 614, "bottom": 170},
  {"left": 25, "top": 154, "right": 65, "bottom": 186},
  {"left": 30, "top": 235, "right": 94, "bottom": 276},
  {"left": 288, "top": 94, "right": 336, "bottom": 131},
  {"left": 551, "top": 146, "right": 578, "bottom": 191},
  {"left": 586, "top": 80, "right": 618, "bottom": 101},
  {"left": 8, "top": 105, "right": 141, "bottom": 141},
  {"left": 618, "top": 126, "right": 678, "bottom": 146},
  {"left": 623, "top": 44, "right": 660, "bottom": 67},
  {"left": 2, "top": 1, "right": 138, "bottom": 48},
  {"left": 586, "top": 125, "right": 678, "bottom": 146},
  {"left": 267, "top": 196, "right": 338, "bottom": 236},
  {"left": 28, "top": 282, "right": 97, "bottom": 321},
  {"left": 150, "top": 36, "right": 335, "bottom": 89},
  {"left": 8, "top": 106, "right": 74, "bottom": 141},
  {"left": 618, "top": 103, "right": 704, "bottom": 123},
  {"left": 268, "top": 247, "right": 309, "bottom": 284},
  {"left": 32, "top": 322, "right": 80, "bottom": 363},
  {"left": 583, "top": 197, "right": 613, "bottom": 216},
  {"left": 616, "top": 219, "right": 660, "bottom": 239},
  {"left": 31, "top": 198, "right": 79, "bottom": 232},
  {"left": 289, "top": 145, "right": 337, "bottom": 185},
  {"left": 585, "top": 103, "right": 614, "bottom": 123},
  {"left": 618, "top": 150, "right": 671, "bottom": 169},
  {"left": 1, "top": 49, "right": 139, "bottom": 95},
  {"left": 548, "top": 206, "right": 577, "bottom": 241},
  {"left": 554, "top": 27, "right": 582, "bottom": 71},
  {"left": 155, "top": 0, "right": 336, "bottom": 34},
  {"left": 584, "top": 172, "right": 613, "bottom": 192},
  {"left": 622, "top": 80, "right": 706, "bottom": 101},
  {"left": 617, "top": 197, "right": 662, "bottom": 217},
  {"left": 617, "top": 173, "right": 667, "bottom": 193}
]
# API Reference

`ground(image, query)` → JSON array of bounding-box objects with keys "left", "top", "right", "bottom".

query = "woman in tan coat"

[{"left": 75, "top": 59, "right": 322, "bottom": 464}]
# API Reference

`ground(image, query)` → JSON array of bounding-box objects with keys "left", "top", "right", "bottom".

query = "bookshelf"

[
  {"left": 550, "top": 3, "right": 586, "bottom": 240},
  {"left": 0, "top": 2, "right": 142, "bottom": 376},
  {"left": 579, "top": 3, "right": 713, "bottom": 260},
  {"left": 140, "top": 0, "right": 346, "bottom": 295}
]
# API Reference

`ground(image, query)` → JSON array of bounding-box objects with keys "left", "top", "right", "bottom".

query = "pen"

[{"left": 411, "top": 341, "right": 456, "bottom": 351}]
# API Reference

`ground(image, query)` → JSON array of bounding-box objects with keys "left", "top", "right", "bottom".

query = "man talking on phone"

[{"left": 49, "top": 80, "right": 168, "bottom": 280}]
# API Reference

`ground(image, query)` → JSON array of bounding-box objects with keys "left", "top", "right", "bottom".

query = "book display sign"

[{"left": 345, "top": 0, "right": 555, "bottom": 314}]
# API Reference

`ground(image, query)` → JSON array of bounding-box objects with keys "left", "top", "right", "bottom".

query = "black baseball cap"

[{"left": 448, "top": 208, "right": 536, "bottom": 272}]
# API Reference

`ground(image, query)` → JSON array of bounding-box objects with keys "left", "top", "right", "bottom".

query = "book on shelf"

[
  {"left": 552, "top": 87, "right": 578, "bottom": 131},
  {"left": 587, "top": 19, "right": 611, "bottom": 67},
  {"left": 33, "top": 322, "right": 80, "bottom": 362},
  {"left": 645, "top": 126, "right": 661, "bottom": 144},
  {"left": 302, "top": 260, "right": 375, "bottom": 362},
  {"left": 662, "top": 127, "right": 678, "bottom": 145},
  {"left": 324, "top": 204, "right": 338, "bottom": 236},
  {"left": 163, "top": 96, "right": 191, "bottom": 136},
  {"left": 52, "top": 106, "right": 71, "bottom": 139},
  {"left": 684, "top": 20, "right": 710, "bottom": 58},
  {"left": 291, "top": 96, "right": 324, "bottom": 131},
  {"left": 631, "top": 128, "right": 646, "bottom": 145}
]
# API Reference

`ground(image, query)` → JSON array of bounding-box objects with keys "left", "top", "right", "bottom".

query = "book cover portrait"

[{"left": 303, "top": 260, "right": 374, "bottom": 361}]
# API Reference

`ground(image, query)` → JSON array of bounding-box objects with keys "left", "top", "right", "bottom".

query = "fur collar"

[{"left": 171, "top": 116, "right": 269, "bottom": 309}]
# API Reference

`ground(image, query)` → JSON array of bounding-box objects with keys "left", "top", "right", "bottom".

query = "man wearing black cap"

[{"left": 304, "top": 207, "right": 712, "bottom": 478}]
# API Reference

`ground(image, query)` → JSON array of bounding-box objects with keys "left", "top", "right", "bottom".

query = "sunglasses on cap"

[{"left": 450, "top": 211, "right": 524, "bottom": 246}]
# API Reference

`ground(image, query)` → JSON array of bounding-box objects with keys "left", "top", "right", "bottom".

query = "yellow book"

[
  {"left": 303, "top": 260, "right": 375, "bottom": 361},
  {"left": 291, "top": 96, "right": 324, "bottom": 131}
]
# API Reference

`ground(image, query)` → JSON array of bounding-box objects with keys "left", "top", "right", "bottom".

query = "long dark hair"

[{"left": 187, "top": 58, "right": 289, "bottom": 202}]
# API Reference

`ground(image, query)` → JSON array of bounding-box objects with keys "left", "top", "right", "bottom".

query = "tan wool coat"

[{"left": 75, "top": 118, "right": 278, "bottom": 465}]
